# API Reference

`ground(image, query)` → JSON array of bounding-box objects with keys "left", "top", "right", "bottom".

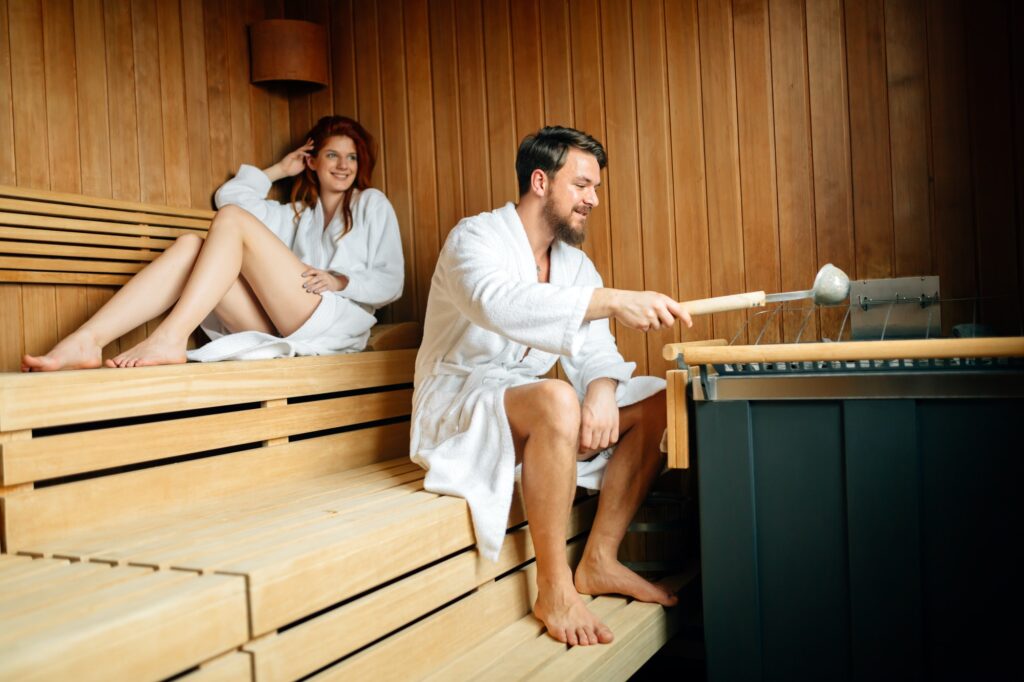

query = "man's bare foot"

[
  {"left": 574, "top": 553, "right": 679, "bottom": 607},
  {"left": 533, "top": 576, "right": 614, "bottom": 646},
  {"left": 106, "top": 333, "right": 187, "bottom": 368},
  {"left": 21, "top": 331, "right": 103, "bottom": 372}
]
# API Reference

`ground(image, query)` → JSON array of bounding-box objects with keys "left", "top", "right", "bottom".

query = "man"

[{"left": 411, "top": 126, "right": 691, "bottom": 646}]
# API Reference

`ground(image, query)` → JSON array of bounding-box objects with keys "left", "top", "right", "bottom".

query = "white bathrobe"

[
  {"left": 186, "top": 164, "right": 404, "bottom": 361},
  {"left": 410, "top": 202, "right": 665, "bottom": 561}
]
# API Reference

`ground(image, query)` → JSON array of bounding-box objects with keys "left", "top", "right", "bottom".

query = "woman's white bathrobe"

[
  {"left": 187, "top": 164, "right": 404, "bottom": 361},
  {"left": 411, "top": 202, "right": 665, "bottom": 561}
]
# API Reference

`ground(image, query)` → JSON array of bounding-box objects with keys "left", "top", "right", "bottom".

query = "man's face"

[{"left": 541, "top": 148, "right": 601, "bottom": 246}]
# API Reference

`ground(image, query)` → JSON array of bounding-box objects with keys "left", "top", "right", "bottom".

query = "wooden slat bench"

[{"left": 0, "top": 183, "right": 689, "bottom": 680}]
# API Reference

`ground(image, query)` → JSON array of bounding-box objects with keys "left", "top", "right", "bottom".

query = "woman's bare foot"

[
  {"left": 574, "top": 552, "right": 679, "bottom": 607},
  {"left": 533, "top": 575, "right": 614, "bottom": 646},
  {"left": 21, "top": 331, "right": 103, "bottom": 372},
  {"left": 106, "top": 333, "right": 187, "bottom": 368}
]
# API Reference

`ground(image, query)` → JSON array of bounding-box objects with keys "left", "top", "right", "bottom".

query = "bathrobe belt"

[{"left": 431, "top": 360, "right": 528, "bottom": 423}]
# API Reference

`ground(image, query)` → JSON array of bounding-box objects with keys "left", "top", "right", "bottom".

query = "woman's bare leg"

[
  {"left": 109, "top": 205, "right": 320, "bottom": 367},
  {"left": 22, "top": 234, "right": 205, "bottom": 371}
]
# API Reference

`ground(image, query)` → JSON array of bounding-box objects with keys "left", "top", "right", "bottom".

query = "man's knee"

[{"left": 530, "top": 380, "right": 581, "bottom": 440}]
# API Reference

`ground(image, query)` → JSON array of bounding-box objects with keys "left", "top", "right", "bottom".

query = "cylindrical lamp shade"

[{"left": 250, "top": 20, "right": 328, "bottom": 86}]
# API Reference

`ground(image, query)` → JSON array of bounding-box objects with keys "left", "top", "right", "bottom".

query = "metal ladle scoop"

[{"left": 680, "top": 263, "right": 851, "bottom": 316}]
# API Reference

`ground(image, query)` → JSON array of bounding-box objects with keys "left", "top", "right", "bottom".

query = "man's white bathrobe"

[
  {"left": 187, "top": 164, "right": 404, "bottom": 361},
  {"left": 411, "top": 202, "right": 665, "bottom": 561}
]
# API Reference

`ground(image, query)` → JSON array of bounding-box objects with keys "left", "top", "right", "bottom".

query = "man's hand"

[
  {"left": 579, "top": 378, "right": 619, "bottom": 456},
  {"left": 587, "top": 289, "right": 694, "bottom": 332},
  {"left": 302, "top": 266, "right": 349, "bottom": 295}
]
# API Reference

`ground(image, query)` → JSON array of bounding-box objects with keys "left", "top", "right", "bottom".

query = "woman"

[{"left": 22, "top": 116, "right": 403, "bottom": 371}]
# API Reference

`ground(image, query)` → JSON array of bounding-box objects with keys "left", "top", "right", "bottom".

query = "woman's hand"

[
  {"left": 301, "top": 266, "right": 349, "bottom": 295},
  {"left": 265, "top": 139, "right": 314, "bottom": 181}
]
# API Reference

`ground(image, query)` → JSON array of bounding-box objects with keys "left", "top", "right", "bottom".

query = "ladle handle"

[{"left": 680, "top": 291, "right": 766, "bottom": 316}]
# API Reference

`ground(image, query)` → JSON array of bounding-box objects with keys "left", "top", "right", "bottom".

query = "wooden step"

[{"left": 0, "top": 556, "right": 247, "bottom": 682}]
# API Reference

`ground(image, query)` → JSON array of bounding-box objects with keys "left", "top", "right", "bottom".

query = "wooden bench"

[{"left": 0, "top": 185, "right": 691, "bottom": 680}]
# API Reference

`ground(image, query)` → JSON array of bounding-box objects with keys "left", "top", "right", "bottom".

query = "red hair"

[{"left": 290, "top": 116, "right": 376, "bottom": 236}]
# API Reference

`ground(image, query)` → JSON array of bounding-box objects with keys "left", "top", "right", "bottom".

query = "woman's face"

[{"left": 308, "top": 135, "right": 358, "bottom": 194}]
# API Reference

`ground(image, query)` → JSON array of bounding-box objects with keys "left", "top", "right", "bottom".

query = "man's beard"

[{"left": 543, "top": 199, "right": 586, "bottom": 247}]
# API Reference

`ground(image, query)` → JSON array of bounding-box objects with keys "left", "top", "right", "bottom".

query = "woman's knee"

[
  {"left": 209, "top": 204, "right": 256, "bottom": 235},
  {"left": 165, "top": 232, "right": 203, "bottom": 264}
]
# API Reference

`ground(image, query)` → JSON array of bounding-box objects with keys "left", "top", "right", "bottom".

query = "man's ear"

[{"left": 530, "top": 168, "right": 548, "bottom": 196}]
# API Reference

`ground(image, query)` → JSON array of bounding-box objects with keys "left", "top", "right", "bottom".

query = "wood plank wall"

[
  {"left": 285, "top": 0, "right": 1023, "bottom": 375},
  {"left": 0, "top": 0, "right": 294, "bottom": 371},
  {"left": 1, "top": 0, "right": 1022, "bottom": 374}
]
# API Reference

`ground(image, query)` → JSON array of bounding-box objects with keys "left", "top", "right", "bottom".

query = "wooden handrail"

[{"left": 665, "top": 337, "right": 1024, "bottom": 365}]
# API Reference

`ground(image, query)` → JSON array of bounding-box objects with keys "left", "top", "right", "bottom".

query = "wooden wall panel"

[
  {"left": 2, "top": 0, "right": 1023, "bottom": 373},
  {"left": 0, "top": 0, "right": 14, "bottom": 186}
]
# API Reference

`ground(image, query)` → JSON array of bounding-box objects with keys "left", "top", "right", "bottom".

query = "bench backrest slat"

[{"left": 0, "top": 185, "right": 215, "bottom": 220}]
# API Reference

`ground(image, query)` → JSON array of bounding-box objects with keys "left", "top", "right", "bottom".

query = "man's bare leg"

[
  {"left": 109, "top": 205, "right": 320, "bottom": 367},
  {"left": 574, "top": 390, "right": 678, "bottom": 606},
  {"left": 505, "top": 379, "right": 614, "bottom": 646}
]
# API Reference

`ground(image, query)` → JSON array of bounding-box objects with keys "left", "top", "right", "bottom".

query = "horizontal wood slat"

[
  {"left": 0, "top": 255, "right": 144, "bottom": 274},
  {"left": 0, "top": 270, "right": 130, "bottom": 286},
  {"left": 0, "top": 348, "right": 416, "bottom": 430},
  {"left": 1, "top": 388, "right": 413, "bottom": 485},
  {"left": 0, "top": 198, "right": 210, "bottom": 229},
  {"left": 0, "top": 211, "right": 205, "bottom": 239},
  {"left": 0, "top": 184, "right": 215, "bottom": 219},
  {"left": 0, "top": 226, "right": 173, "bottom": 250},
  {"left": 0, "top": 240, "right": 159, "bottom": 262}
]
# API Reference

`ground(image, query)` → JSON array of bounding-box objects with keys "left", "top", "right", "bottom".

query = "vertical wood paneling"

[
  {"left": 0, "top": 287, "right": 24, "bottom": 372},
  {"left": 331, "top": 0, "right": 358, "bottom": 118},
  {"left": 378, "top": 0, "right": 416, "bottom": 321},
  {"left": 42, "top": 0, "right": 81, "bottom": 193},
  {"left": 204, "top": 0, "right": 233, "bottom": 185},
  {"left": 542, "top": 1, "right": 574, "bottom": 126},
  {"left": 698, "top": 0, "right": 746, "bottom": 343},
  {"left": 769, "top": 0, "right": 819, "bottom": 342},
  {"left": 632, "top": 0, "right": 678, "bottom": 372},
  {"left": 21, "top": 286, "right": 57, "bottom": 357},
  {"left": 570, "top": 0, "right": 614, "bottom": 288},
  {"left": 510, "top": 0, "right": 543, "bottom": 141},
  {"left": 132, "top": 0, "right": 165, "bottom": 203},
  {"left": 9, "top": 0, "right": 50, "bottom": 189},
  {"left": 845, "top": 0, "right": 895, "bottom": 280},
  {"left": 3, "top": 0, "right": 1023, "bottom": 374},
  {"left": 225, "top": 0, "right": 254, "bottom": 174},
  {"left": 453, "top": 0, "right": 490, "bottom": 217},
  {"left": 665, "top": 0, "right": 712, "bottom": 341},
  {"left": 353, "top": 1, "right": 385, "bottom": 193},
  {"left": 405, "top": 0, "right": 440, "bottom": 320},
  {"left": 73, "top": 0, "right": 111, "bottom": 199},
  {"left": 601, "top": 0, "right": 647, "bottom": 372},
  {"left": 806, "top": 0, "right": 855, "bottom": 339},
  {"left": 927, "top": 0, "right": 977, "bottom": 330},
  {"left": 0, "top": 0, "right": 15, "bottom": 185},
  {"left": 181, "top": 0, "right": 213, "bottom": 207},
  {"left": 885, "top": 0, "right": 932, "bottom": 279},
  {"left": 965, "top": 0, "right": 1019, "bottom": 332},
  {"left": 103, "top": 0, "right": 141, "bottom": 201},
  {"left": 156, "top": 0, "right": 191, "bottom": 207},
  {"left": 733, "top": 0, "right": 782, "bottom": 344},
  {"left": 428, "top": 0, "right": 464, "bottom": 240},
  {"left": 482, "top": 0, "right": 517, "bottom": 207}
]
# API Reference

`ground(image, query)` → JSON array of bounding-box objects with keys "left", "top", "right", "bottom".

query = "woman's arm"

[{"left": 333, "top": 190, "right": 405, "bottom": 308}]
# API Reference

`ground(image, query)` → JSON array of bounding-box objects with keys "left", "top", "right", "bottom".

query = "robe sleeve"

[
  {"left": 438, "top": 219, "right": 594, "bottom": 356},
  {"left": 559, "top": 258, "right": 636, "bottom": 390},
  {"left": 214, "top": 165, "right": 295, "bottom": 241},
  {"left": 335, "top": 189, "right": 404, "bottom": 308}
]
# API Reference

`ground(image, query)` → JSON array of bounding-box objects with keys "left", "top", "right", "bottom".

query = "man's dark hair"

[{"left": 515, "top": 126, "right": 607, "bottom": 196}]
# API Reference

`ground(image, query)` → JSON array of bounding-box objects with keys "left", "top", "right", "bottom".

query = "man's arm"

[{"left": 587, "top": 288, "right": 693, "bottom": 331}]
